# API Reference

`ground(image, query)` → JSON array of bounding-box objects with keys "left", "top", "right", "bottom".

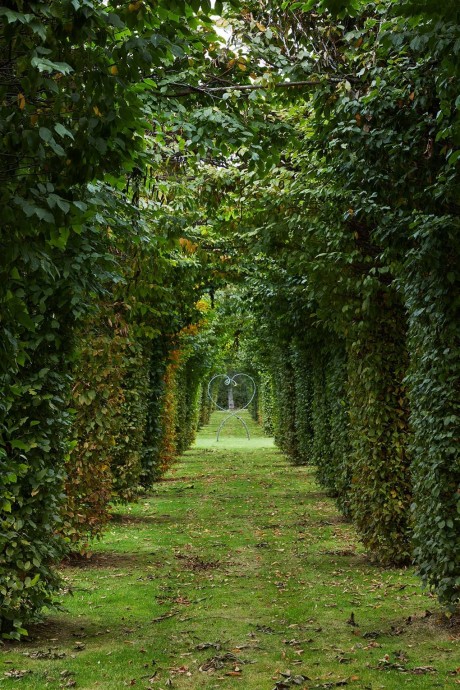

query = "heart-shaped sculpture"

[{"left": 207, "top": 373, "right": 256, "bottom": 441}]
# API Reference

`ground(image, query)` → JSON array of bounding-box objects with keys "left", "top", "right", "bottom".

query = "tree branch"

[{"left": 154, "top": 77, "right": 352, "bottom": 98}]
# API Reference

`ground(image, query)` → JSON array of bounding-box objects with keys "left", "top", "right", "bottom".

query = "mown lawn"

[{"left": 1, "top": 412, "right": 459, "bottom": 689}]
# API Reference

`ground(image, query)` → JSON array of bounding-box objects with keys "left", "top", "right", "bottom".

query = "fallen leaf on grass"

[
  {"left": 362, "top": 630, "right": 381, "bottom": 639},
  {"left": 4, "top": 669, "right": 33, "bottom": 679},
  {"left": 283, "top": 638, "right": 313, "bottom": 646},
  {"left": 199, "top": 652, "right": 248, "bottom": 672},
  {"left": 255, "top": 624, "right": 277, "bottom": 634},
  {"left": 272, "top": 671, "right": 311, "bottom": 689},
  {"left": 24, "top": 648, "right": 66, "bottom": 659},
  {"left": 169, "top": 665, "right": 192, "bottom": 676},
  {"left": 195, "top": 641, "right": 222, "bottom": 651},
  {"left": 411, "top": 666, "right": 437, "bottom": 675},
  {"left": 336, "top": 655, "right": 352, "bottom": 664},
  {"left": 151, "top": 612, "right": 177, "bottom": 623}
]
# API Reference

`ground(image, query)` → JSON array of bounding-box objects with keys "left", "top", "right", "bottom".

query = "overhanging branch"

[{"left": 155, "top": 77, "right": 353, "bottom": 98}]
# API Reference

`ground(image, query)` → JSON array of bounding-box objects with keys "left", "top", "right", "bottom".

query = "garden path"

[{"left": 2, "top": 412, "right": 455, "bottom": 689}]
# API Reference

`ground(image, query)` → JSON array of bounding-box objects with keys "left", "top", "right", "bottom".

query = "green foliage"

[
  {"left": 346, "top": 294, "right": 412, "bottom": 565},
  {"left": 405, "top": 216, "right": 460, "bottom": 608},
  {"left": 0, "top": 228, "right": 107, "bottom": 637},
  {"left": 64, "top": 305, "right": 126, "bottom": 548},
  {"left": 111, "top": 343, "right": 150, "bottom": 502},
  {"left": 140, "top": 344, "right": 169, "bottom": 486},
  {"left": 2, "top": 0, "right": 459, "bottom": 639},
  {"left": 291, "top": 344, "right": 314, "bottom": 464},
  {"left": 0, "top": 0, "right": 238, "bottom": 635},
  {"left": 271, "top": 346, "right": 300, "bottom": 463},
  {"left": 258, "top": 372, "right": 275, "bottom": 436},
  {"left": 323, "top": 344, "right": 351, "bottom": 518},
  {"left": 201, "top": 0, "right": 459, "bottom": 602},
  {"left": 198, "top": 382, "right": 213, "bottom": 428}
]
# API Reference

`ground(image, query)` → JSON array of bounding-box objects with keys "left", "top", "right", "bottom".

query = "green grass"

[{"left": 1, "top": 412, "right": 459, "bottom": 689}]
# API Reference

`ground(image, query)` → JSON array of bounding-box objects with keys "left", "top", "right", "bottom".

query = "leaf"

[
  {"left": 35, "top": 207, "right": 54, "bottom": 223},
  {"left": 54, "top": 123, "right": 74, "bottom": 140},
  {"left": 447, "top": 150, "right": 459, "bottom": 166},
  {"left": 39, "top": 127, "right": 53, "bottom": 143},
  {"left": 31, "top": 57, "right": 73, "bottom": 74},
  {"left": 0, "top": 8, "right": 30, "bottom": 23}
]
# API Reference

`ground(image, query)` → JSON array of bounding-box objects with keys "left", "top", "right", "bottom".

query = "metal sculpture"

[{"left": 207, "top": 373, "right": 256, "bottom": 441}]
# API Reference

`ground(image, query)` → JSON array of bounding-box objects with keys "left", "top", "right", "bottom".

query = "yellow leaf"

[
  {"left": 409, "top": 91, "right": 415, "bottom": 101},
  {"left": 17, "top": 93, "right": 26, "bottom": 110},
  {"left": 128, "top": 1, "right": 142, "bottom": 10},
  {"left": 237, "top": 62, "right": 247, "bottom": 71},
  {"left": 256, "top": 22, "right": 266, "bottom": 31},
  {"left": 110, "top": 65, "right": 118, "bottom": 75},
  {"left": 93, "top": 106, "right": 102, "bottom": 117}
]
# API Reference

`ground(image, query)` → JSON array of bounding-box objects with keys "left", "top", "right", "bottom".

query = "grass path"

[{"left": 2, "top": 412, "right": 459, "bottom": 689}]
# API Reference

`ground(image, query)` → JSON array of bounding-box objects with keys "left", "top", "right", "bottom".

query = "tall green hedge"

[
  {"left": 291, "top": 344, "right": 314, "bottom": 464},
  {"left": 259, "top": 372, "right": 275, "bottom": 436},
  {"left": 111, "top": 343, "right": 149, "bottom": 502},
  {"left": 405, "top": 217, "right": 460, "bottom": 607},
  {"left": 140, "top": 343, "right": 169, "bottom": 486},
  {"left": 271, "top": 346, "right": 300, "bottom": 462},
  {"left": 0, "top": 221, "right": 111, "bottom": 637},
  {"left": 323, "top": 344, "right": 351, "bottom": 517},
  {"left": 65, "top": 304, "right": 125, "bottom": 548},
  {"left": 346, "top": 292, "right": 412, "bottom": 565}
]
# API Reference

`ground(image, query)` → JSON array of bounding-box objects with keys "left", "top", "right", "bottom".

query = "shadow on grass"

[
  {"left": 4, "top": 615, "right": 99, "bottom": 647},
  {"left": 294, "top": 514, "right": 349, "bottom": 527},
  {"left": 157, "top": 475, "right": 206, "bottom": 482},
  {"left": 60, "top": 551, "right": 162, "bottom": 570},
  {"left": 109, "top": 513, "right": 178, "bottom": 526}
]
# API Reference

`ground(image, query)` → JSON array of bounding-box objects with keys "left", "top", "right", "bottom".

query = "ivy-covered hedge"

[
  {"left": 64, "top": 305, "right": 126, "bottom": 548},
  {"left": 322, "top": 344, "right": 351, "bottom": 518},
  {"left": 258, "top": 372, "right": 275, "bottom": 436},
  {"left": 111, "top": 342, "right": 149, "bottom": 502},
  {"left": 405, "top": 216, "right": 460, "bottom": 607},
  {"left": 140, "top": 343, "right": 169, "bottom": 486},
  {"left": 346, "top": 292, "right": 412, "bottom": 565},
  {"left": 291, "top": 344, "right": 314, "bottom": 465},
  {"left": 270, "top": 346, "right": 300, "bottom": 463},
  {"left": 0, "top": 225, "right": 110, "bottom": 637}
]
